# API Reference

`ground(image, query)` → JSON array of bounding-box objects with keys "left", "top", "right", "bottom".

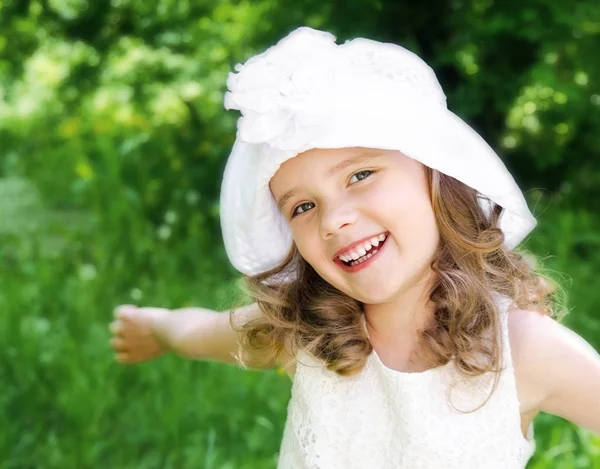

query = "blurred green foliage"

[{"left": 0, "top": 0, "right": 599, "bottom": 467}]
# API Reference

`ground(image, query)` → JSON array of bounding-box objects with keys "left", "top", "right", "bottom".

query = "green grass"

[{"left": 0, "top": 204, "right": 292, "bottom": 468}]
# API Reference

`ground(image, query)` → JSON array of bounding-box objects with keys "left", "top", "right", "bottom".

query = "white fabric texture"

[
  {"left": 277, "top": 294, "right": 536, "bottom": 469},
  {"left": 220, "top": 26, "right": 537, "bottom": 277}
]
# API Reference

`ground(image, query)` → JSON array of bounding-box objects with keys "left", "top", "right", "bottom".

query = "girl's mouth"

[{"left": 334, "top": 233, "right": 390, "bottom": 273}]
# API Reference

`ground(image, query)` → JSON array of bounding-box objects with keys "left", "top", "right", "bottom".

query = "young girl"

[{"left": 109, "top": 27, "right": 600, "bottom": 468}]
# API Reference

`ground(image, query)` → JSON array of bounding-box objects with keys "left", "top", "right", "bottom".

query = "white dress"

[{"left": 277, "top": 294, "right": 536, "bottom": 468}]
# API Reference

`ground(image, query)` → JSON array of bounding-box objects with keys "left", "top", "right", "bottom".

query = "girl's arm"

[
  {"left": 111, "top": 303, "right": 296, "bottom": 376},
  {"left": 510, "top": 308, "right": 600, "bottom": 435},
  {"left": 157, "top": 304, "right": 273, "bottom": 366}
]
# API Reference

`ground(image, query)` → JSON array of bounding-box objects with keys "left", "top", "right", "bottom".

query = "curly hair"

[{"left": 229, "top": 165, "right": 567, "bottom": 412}]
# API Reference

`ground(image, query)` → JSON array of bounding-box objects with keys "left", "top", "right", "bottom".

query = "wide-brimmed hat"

[{"left": 219, "top": 26, "right": 536, "bottom": 276}]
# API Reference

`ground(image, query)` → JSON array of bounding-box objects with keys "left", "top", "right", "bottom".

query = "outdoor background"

[{"left": 1, "top": 0, "right": 599, "bottom": 468}]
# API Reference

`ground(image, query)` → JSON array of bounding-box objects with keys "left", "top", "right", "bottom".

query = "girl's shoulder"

[
  {"left": 505, "top": 306, "right": 552, "bottom": 416},
  {"left": 505, "top": 303, "right": 600, "bottom": 435}
]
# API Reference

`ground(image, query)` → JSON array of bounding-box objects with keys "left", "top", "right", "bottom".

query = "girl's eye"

[
  {"left": 290, "top": 170, "right": 374, "bottom": 218},
  {"left": 291, "top": 202, "right": 314, "bottom": 218},
  {"left": 349, "top": 170, "right": 373, "bottom": 184}
]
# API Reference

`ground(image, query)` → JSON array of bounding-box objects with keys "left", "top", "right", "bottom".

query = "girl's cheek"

[{"left": 294, "top": 230, "right": 315, "bottom": 256}]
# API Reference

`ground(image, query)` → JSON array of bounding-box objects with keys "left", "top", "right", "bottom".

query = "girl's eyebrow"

[
  {"left": 276, "top": 152, "right": 382, "bottom": 211},
  {"left": 326, "top": 152, "right": 381, "bottom": 177}
]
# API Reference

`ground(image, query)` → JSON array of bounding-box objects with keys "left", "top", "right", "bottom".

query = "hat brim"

[{"left": 220, "top": 105, "right": 536, "bottom": 276}]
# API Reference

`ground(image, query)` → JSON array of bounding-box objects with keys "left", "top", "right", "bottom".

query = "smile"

[{"left": 334, "top": 233, "right": 390, "bottom": 273}]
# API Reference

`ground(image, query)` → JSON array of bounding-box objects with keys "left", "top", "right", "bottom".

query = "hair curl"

[{"left": 229, "top": 165, "right": 567, "bottom": 412}]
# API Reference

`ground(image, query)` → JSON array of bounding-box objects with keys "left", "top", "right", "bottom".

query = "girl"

[{"left": 109, "top": 27, "right": 600, "bottom": 468}]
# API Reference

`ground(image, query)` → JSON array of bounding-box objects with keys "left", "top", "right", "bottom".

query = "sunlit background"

[{"left": 1, "top": 0, "right": 599, "bottom": 467}]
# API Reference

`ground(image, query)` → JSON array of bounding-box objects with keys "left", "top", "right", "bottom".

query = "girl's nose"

[{"left": 320, "top": 203, "right": 359, "bottom": 240}]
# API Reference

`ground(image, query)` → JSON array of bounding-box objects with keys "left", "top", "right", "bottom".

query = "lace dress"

[{"left": 276, "top": 294, "right": 536, "bottom": 468}]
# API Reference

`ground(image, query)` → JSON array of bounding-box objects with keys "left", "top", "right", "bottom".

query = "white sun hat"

[{"left": 219, "top": 26, "right": 537, "bottom": 277}]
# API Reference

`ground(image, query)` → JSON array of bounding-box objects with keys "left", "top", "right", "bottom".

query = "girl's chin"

[{"left": 344, "top": 280, "right": 404, "bottom": 303}]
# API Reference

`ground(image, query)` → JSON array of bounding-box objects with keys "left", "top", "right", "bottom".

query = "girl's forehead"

[
  {"left": 270, "top": 147, "right": 386, "bottom": 189},
  {"left": 269, "top": 148, "right": 414, "bottom": 205},
  {"left": 277, "top": 147, "right": 393, "bottom": 175}
]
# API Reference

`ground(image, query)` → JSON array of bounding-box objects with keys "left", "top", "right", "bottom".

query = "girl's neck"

[{"left": 363, "top": 274, "right": 437, "bottom": 354}]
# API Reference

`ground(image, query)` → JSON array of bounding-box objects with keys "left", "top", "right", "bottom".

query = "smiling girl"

[{"left": 109, "top": 26, "right": 600, "bottom": 468}]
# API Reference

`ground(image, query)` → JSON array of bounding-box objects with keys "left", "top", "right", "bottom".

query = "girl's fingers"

[
  {"left": 109, "top": 320, "right": 123, "bottom": 335},
  {"left": 110, "top": 337, "right": 127, "bottom": 352},
  {"left": 113, "top": 304, "right": 138, "bottom": 319},
  {"left": 109, "top": 306, "right": 167, "bottom": 365}
]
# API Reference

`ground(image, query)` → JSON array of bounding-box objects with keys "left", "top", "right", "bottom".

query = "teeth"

[
  {"left": 341, "top": 252, "right": 355, "bottom": 262},
  {"left": 338, "top": 233, "right": 388, "bottom": 263},
  {"left": 349, "top": 248, "right": 379, "bottom": 266}
]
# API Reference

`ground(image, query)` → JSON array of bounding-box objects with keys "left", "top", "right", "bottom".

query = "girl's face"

[{"left": 269, "top": 147, "right": 440, "bottom": 304}]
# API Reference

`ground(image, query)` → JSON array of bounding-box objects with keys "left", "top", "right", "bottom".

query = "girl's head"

[
  {"left": 223, "top": 27, "right": 563, "bottom": 398},
  {"left": 220, "top": 26, "right": 537, "bottom": 278},
  {"left": 269, "top": 147, "right": 439, "bottom": 306},
  {"left": 232, "top": 145, "right": 559, "bottom": 386}
]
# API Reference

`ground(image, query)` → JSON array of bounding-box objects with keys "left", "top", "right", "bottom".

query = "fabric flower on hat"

[
  {"left": 224, "top": 27, "right": 449, "bottom": 152},
  {"left": 224, "top": 27, "right": 342, "bottom": 150}
]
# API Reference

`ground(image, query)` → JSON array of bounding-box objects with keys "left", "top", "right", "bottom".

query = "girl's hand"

[{"left": 109, "top": 304, "right": 171, "bottom": 364}]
